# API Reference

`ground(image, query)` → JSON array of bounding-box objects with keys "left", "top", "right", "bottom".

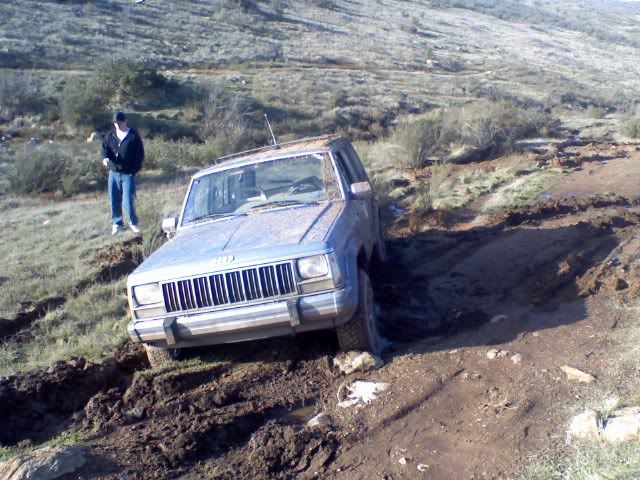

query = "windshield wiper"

[
  {"left": 190, "top": 212, "right": 246, "bottom": 224},
  {"left": 248, "top": 200, "right": 319, "bottom": 211}
]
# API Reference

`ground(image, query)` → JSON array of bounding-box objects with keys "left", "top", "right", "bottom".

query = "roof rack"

[{"left": 216, "top": 134, "right": 340, "bottom": 163}]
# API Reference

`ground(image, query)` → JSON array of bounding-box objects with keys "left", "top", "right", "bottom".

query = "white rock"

[
  {"left": 496, "top": 350, "right": 509, "bottom": 358},
  {"left": 337, "top": 381, "right": 389, "bottom": 408},
  {"left": 511, "top": 353, "right": 523, "bottom": 365},
  {"left": 486, "top": 349, "right": 499, "bottom": 359},
  {"left": 561, "top": 366, "right": 596, "bottom": 383},
  {"left": 568, "top": 409, "right": 601, "bottom": 440},
  {"left": 398, "top": 457, "right": 407, "bottom": 466},
  {"left": 604, "top": 396, "right": 620, "bottom": 411},
  {"left": 306, "top": 412, "right": 325, "bottom": 428},
  {"left": 0, "top": 445, "right": 86, "bottom": 480},
  {"left": 333, "top": 351, "right": 384, "bottom": 375},
  {"left": 417, "top": 463, "right": 429, "bottom": 472},
  {"left": 603, "top": 412, "right": 640, "bottom": 442}
]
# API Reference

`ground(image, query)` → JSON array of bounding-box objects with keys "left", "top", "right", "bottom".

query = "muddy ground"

[{"left": 1, "top": 141, "right": 640, "bottom": 479}]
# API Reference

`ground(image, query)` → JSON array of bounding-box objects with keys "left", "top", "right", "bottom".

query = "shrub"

[
  {"left": 92, "top": 58, "right": 169, "bottom": 107},
  {"left": 5, "top": 143, "right": 106, "bottom": 196},
  {"left": 390, "top": 110, "right": 452, "bottom": 168},
  {"left": 60, "top": 78, "right": 108, "bottom": 128},
  {"left": 389, "top": 101, "right": 557, "bottom": 168},
  {"left": 622, "top": 118, "right": 640, "bottom": 138},
  {"left": 0, "top": 71, "right": 42, "bottom": 117}
]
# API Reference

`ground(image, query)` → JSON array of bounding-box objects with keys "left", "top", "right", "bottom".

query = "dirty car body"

[{"left": 126, "top": 135, "right": 385, "bottom": 359}]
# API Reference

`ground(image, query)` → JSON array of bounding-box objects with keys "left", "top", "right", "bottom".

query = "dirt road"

[{"left": 1, "top": 142, "right": 639, "bottom": 479}]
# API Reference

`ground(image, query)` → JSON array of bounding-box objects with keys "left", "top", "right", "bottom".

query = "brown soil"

[
  {"left": 91, "top": 236, "right": 142, "bottom": 283},
  {"left": 1, "top": 142, "right": 639, "bottom": 479}
]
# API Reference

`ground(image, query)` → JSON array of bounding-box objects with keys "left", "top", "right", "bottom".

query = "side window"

[
  {"left": 345, "top": 144, "right": 368, "bottom": 181},
  {"left": 334, "top": 150, "right": 359, "bottom": 185}
]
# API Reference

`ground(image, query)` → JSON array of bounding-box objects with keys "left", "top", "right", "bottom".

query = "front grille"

[{"left": 162, "top": 262, "right": 296, "bottom": 313}]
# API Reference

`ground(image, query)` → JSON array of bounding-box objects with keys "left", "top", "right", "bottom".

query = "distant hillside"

[{"left": 1, "top": 0, "right": 639, "bottom": 117}]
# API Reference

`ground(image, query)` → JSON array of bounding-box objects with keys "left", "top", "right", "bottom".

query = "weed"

[{"left": 622, "top": 117, "right": 640, "bottom": 138}]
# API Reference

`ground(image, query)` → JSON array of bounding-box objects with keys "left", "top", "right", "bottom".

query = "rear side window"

[{"left": 334, "top": 150, "right": 360, "bottom": 185}]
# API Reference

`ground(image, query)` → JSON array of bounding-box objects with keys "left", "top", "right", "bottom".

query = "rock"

[
  {"left": 561, "top": 366, "right": 596, "bottom": 383},
  {"left": 496, "top": 350, "right": 509, "bottom": 358},
  {"left": 86, "top": 132, "right": 99, "bottom": 143},
  {"left": 490, "top": 314, "right": 508, "bottom": 324},
  {"left": 0, "top": 445, "right": 86, "bottom": 480},
  {"left": 417, "top": 463, "right": 429, "bottom": 472},
  {"left": 337, "top": 381, "right": 389, "bottom": 408},
  {"left": 511, "top": 354, "right": 523, "bottom": 365},
  {"left": 333, "top": 351, "right": 384, "bottom": 375},
  {"left": 568, "top": 409, "right": 601, "bottom": 440},
  {"left": 611, "top": 406, "right": 640, "bottom": 416},
  {"left": 306, "top": 412, "right": 326, "bottom": 428},
  {"left": 486, "top": 349, "right": 499, "bottom": 359},
  {"left": 603, "top": 411, "right": 640, "bottom": 442}
]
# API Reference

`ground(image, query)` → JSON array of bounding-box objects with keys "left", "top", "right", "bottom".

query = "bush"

[
  {"left": 145, "top": 138, "right": 221, "bottom": 174},
  {"left": 92, "top": 58, "right": 169, "bottom": 107},
  {"left": 5, "top": 143, "right": 106, "bottom": 196},
  {"left": 390, "top": 111, "right": 449, "bottom": 168},
  {"left": 0, "top": 71, "right": 42, "bottom": 117},
  {"left": 622, "top": 118, "right": 640, "bottom": 138},
  {"left": 60, "top": 78, "right": 108, "bottom": 128},
  {"left": 390, "top": 101, "right": 557, "bottom": 168}
]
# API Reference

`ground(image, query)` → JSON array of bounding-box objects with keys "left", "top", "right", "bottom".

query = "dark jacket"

[{"left": 101, "top": 128, "right": 145, "bottom": 175}]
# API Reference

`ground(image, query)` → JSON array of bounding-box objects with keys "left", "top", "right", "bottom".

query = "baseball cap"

[{"left": 113, "top": 111, "right": 126, "bottom": 122}]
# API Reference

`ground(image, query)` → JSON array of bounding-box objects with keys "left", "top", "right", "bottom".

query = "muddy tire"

[
  {"left": 144, "top": 344, "right": 180, "bottom": 368},
  {"left": 336, "top": 269, "right": 381, "bottom": 354}
]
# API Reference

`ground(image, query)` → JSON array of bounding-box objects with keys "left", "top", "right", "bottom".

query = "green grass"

[
  {"left": 0, "top": 178, "right": 186, "bottom": 376},
  {"left": 480, "top": 169, "right": 561, "bottom": 212},
  {"left": 0, "top": 430, "right": 86, "bottom": 463}
]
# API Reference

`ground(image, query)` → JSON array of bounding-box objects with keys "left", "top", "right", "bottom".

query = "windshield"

[{"left": 181, "top": 153, "right": 341, "bottom": 226}]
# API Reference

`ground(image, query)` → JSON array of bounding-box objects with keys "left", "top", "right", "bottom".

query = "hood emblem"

[{"left": 212, "top": 255, "right": 234, "bottom": 265}]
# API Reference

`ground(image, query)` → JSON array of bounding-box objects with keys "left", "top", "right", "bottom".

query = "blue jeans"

[{"left": 108, "top": 171, "right": 138, "bottom": 226}]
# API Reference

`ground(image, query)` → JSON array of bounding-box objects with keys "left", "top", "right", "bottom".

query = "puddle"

[{"left": 272, "top": 403, "right": 317, "bottom": 425}]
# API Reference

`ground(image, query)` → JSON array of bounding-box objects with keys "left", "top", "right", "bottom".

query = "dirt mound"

[
  {"left": 0, "top": 343, "right": 145, "bottom": 446},
  {"left": 492, "top": 194, "right": 639, "bottom": 227},
  {"left": 91, "top": 237, "right": 142, "bottom": 283},
  {"left": 208, "top": 422, "right": 337, "bottom": 480}
]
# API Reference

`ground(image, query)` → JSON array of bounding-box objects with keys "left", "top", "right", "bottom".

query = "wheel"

[
  {"left": 336, "top": 269, "right": 381, "bottom": 354},
  {"left": 144, "top": 344, "right": 181, "bottom": 368}
]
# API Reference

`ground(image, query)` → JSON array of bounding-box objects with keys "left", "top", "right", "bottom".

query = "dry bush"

[
  {"left": 622, "top": 117, "right": 640, "bottom": 138},
  {"left": 5, "top": 143, "right": 105, "bottom": 196},
  {"left": 0, "top": 71, "right": 43, "bottom": 117}
]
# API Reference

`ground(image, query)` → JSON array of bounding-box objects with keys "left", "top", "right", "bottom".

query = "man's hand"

[{"left": 102, "top": 158, "right": 111, "bottom": 168}]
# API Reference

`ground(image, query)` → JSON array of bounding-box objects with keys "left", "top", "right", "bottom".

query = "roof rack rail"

[{"left": 216, "top": 134, "right": 340, "bottom": 163}]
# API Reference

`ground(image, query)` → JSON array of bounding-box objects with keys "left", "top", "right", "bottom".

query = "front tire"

[
  {"left": 336, "top": 269, "right": 381, "bottom": 354},
  {"left": 144, "top": 344, "right": 180, "bottom": 368}
]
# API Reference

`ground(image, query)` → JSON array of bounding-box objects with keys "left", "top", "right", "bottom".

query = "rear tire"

[
  {"left": 336, "top": 269, "right": 381, "bottom": 354},
  {"left": 144, "top": 344, "right": 180, "bottom": 368}
]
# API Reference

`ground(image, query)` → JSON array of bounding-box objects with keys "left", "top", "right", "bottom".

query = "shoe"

[
  {"left": 112, "top": 224, "right": 122, "bottom": 235},
  {"left": 130, "top": 224, "right": 141, "bottom": 233}
]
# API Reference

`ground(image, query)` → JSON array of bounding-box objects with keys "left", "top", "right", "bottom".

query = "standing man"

[{"left": 102, "top": 111, "right": 144, "bottom": 234}]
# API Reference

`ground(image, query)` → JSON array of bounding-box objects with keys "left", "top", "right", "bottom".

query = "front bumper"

[{"left": 127, "top": 285, "right": 357, "bottom": 349}]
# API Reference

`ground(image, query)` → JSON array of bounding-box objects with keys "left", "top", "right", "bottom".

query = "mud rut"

[{"left": 2, "top": 194, "right": 640, "bottom": 479}]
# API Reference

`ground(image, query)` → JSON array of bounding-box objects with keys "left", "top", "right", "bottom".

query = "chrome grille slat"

[{"left": 162, "top": 262, "right": 296, "bottom": 313}]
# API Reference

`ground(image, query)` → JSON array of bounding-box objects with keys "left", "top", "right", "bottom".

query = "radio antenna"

[{"left": 264, "top": 113, "right": 278, "bottom": 146}]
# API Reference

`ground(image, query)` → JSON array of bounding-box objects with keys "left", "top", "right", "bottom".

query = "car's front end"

[{"left": 126, "top": 143, "right": 361, "bottom": 351}]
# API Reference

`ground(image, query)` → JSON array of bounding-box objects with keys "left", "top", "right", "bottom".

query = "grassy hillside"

[{"left": 2, "top": 0, "right": 640, "bottom": 118}]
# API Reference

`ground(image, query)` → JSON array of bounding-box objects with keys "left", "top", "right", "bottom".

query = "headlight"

[
  {"left": 297, "top": 255, "right": 329, "bottom": 279},
  {"left": 133, "top": 283, "right": 163, "bottom": 305}
]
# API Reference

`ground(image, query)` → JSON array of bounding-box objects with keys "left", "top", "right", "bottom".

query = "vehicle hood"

[{"left": 130, "top": 201, "right": 343, "bottom": 282}]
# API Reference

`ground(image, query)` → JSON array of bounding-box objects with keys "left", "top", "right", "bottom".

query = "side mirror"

[
  {"left": 161, "top": 217, "right": 177, "bottom": 239},
  {"left": 350, "top": 181, "right": 372, "bottom": 200}
]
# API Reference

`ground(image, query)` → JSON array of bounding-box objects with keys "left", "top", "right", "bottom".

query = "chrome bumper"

[{"left": 127, "top": 285, "right": 357, "bottom": 349}]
